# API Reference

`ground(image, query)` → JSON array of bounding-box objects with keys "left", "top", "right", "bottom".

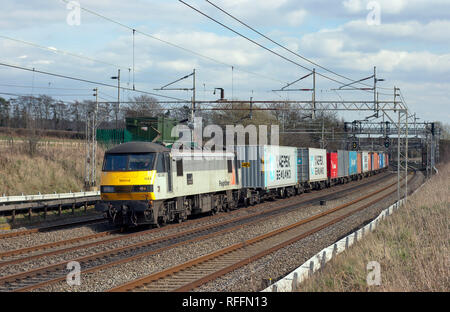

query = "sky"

[{"left": 0, "top": 0, "right": 449, "bottom": 124}]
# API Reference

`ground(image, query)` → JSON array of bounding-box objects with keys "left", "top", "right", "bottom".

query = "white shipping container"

[
  {"left": 308, "top": 148, "right": 327, "bottom": 182},
  {"left": 263, "top": 145, "right": 298, "bottom": 188},
  {"left": 362, "top": 151, "right": 369, "bottom": 172}
]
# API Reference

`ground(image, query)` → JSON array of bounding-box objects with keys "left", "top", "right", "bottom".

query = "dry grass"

[
  {"left": 0, "top": 141, "right": 104, "bottom": 196},
  {"left": 299, "top": 162, "right": 450, "bottom": 292}
]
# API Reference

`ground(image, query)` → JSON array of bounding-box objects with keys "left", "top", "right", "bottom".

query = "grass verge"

[
  {"left": 299, "top": 163, "right": 449, "bottom": 292},
  {"left": 0, "top": 141, "right": 104, "bottom": 196}
]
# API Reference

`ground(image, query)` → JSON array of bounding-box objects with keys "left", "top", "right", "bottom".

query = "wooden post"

[
  {"left": 44, "top": 206, "right": 47, "bottom": 219},
  {"left": 11, "top": 209, "right": 15, "bottom": 224},
  {"left": 58, "top": 204, "right": 62, "bottom": 216},
  {"left": 28, "top": 207, "right": 32, "bottom": 220},
  {"left": 72, "top": 203, "right": 75, "bottom": 215}
]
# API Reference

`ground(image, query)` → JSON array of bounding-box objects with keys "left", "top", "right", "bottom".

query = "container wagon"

[
  {"left": 356, "top": 152, "right": 362, "bottom": 179},
  {"left": 297, "top": 147, "right": 328, "bottom": 190},
  {"left": 373, "top": 153, "right": 379, "bottom": 171},
  {"left": 337, "top": 150, "right": 349, "bottom": 183},
  {"left": 362, "top": 151, "right": 370, "bottom": 175},
  {"left": 237, "top": 145, "right": 298, "bottom": 203},
  {"left": 348, "top": 151, "right": 358, "bottom": 178},
  {"left": 327, "top": 152, "right": 338, "bottom": 186}
]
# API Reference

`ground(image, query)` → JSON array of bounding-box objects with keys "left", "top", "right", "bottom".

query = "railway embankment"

[{"left": 298, "top": 163, "right": 449, "bottom": 292}]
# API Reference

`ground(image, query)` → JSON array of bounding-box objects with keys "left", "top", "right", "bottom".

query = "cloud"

[
  {"left": 343, "top": 0, "right": 363, "bottom": 13},
  {"left": 0, "top": 0, "right": 448, "bottom": 123},
  {"left": 286, "top": 9, "right": 308, "bottom": 27}
]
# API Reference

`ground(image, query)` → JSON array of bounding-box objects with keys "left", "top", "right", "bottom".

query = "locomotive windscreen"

[{"left": 103, "top": 153, "right": 156, "bottom": 171}]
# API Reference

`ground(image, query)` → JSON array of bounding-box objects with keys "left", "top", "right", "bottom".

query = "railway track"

[
  {"left": 109, "top": 173, "right": 415, "bottom": 292},
  {"left": 0, "top": 172, "right": 392, "bottom": 268},
  {"left": 0, "top": 172, "right": 397, "bottom": 292},
  {"left": 0, "top": 215, "right": 106, "bottom": 240}
]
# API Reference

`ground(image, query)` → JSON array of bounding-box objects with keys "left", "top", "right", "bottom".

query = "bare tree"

[{"left": 124, "top": 95, "right": 162, "bottom": 118}]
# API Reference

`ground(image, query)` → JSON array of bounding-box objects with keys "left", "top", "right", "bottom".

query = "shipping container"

[
  {"left": 370, "top": 152, "right": 375, "bottom": 171},
  {"left": 379, "top": 152, "right": 383, "bottom": 168},
  {"left": 125, "top": 116, "right": 179, "bottom": 143},
  {"left": 237, "top": 145, "right": 297, "bottom": 189},
  {"left": 298, "top": 148, "right": 327, "bottom": 182},
  {"left": 348, "top": 151, "right": 358, "bottom": 175},
  {"left": 373, "top": 153, "right": 379, "bottom": 170},
  {"left": 362, "top": 151, "right": 369, "bottom": 172},
  {"left": 96, "top": 128, "right": 133, "bottom": 145},
  {"left": 337, "top": 150, "right": 349, "bottom": 178},
  {"left": 327, "top": 152, "right": 338, "bottom": 179},
  {"left": 357, "top": 152, "right": 362, "bottom": 174},
  {"left": 385, "top": 153, "right": 389, "bottom": 167}
]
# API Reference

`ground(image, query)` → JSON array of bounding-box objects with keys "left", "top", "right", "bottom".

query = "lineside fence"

[{"left": 0, "top": 191, "right": 100, "bottom": 223}]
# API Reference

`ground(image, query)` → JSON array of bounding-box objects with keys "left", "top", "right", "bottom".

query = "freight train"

[{"left": 95, "top": 142, "right": 388, "bottom": 227}]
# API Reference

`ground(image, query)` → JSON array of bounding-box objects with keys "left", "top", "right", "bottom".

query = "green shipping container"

[
  {"left": 125, "top": 116, "right": 179, "bottom": 143},
  {"left": 96, "top": 129, "right": 133, "bottom": 146}
]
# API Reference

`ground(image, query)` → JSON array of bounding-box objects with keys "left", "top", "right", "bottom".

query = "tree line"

[{"left": 0, "top": 94, "right": 346, "bottom": 149}]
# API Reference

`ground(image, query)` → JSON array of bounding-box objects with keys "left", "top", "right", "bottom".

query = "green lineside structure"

[{"left": 97, "top": 116, "right": 179, "bottom": 147}]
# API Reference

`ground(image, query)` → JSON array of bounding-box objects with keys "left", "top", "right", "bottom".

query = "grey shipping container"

[
  {"left": 236, "top": 145, "right": 297, "bottom": 189},
  {"left": 297, "top": 148, "right": 309, "bottom": 183},
  {"left": 337, "top": 150, "right": 349, "bottom": 178},
  {"left": 297, "top": 148, "right": 327, "bottom": 183},
  {"left": 236, "top": 145, "right": 264, "bottom": 188}
]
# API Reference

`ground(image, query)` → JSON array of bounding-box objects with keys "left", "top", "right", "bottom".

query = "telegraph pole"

[
  {"left": 192, "top": 68, "right": 196, "bottom": 122},
  {"left": 85, "top": 88, "right": 99, "bottom": 189},
  {"left": 92, "top": 88, "right": 98, "bottom": 187},
  {"left": 111, "top": 69, "right": 120, "bottom": 129}
]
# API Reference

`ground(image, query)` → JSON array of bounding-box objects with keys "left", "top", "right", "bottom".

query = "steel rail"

[
  {"left": 109, "top": 174, "right": 414, "bottom": 292},
  {"left": 2, "top": 173, "right": 393, "bottom": 292},
  {"left": 0, "top": 172, "right": 391, "bottom": 267},
  {"left": 0, "top": 216, "right": 106, "bottom": 240}
]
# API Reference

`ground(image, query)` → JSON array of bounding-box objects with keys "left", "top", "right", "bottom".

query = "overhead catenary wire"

[
  {"left": 0, "top": 83, "right": 91, "bottom": 91},
  {"left": 183, "top": 0, "right": 394, "bottom": 95},
  {"left": 0, "top": 91, "right": 95, "bottom": 97},
  {"left": 0, "top": 62, "right": 188, "bottom": 102},
  {"left": 0, "top": 35, "right": 130, "bottom": 71},
  {"left": 57, "top": 0, "right": 286, "bottom": 85},
  {"left": 204, "top": 0, "right": 389, "bottom": 91},
  {"left": 178, "top": 0, "right": 386, "bottom": 95},
  {"left": 0, "top": 92, "right": 88, "bottom": 104}
]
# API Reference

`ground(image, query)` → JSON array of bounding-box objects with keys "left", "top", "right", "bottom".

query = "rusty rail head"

[
  {"left": 108, "top": 174, "right": 412, "bottom": 292},
  {"left": 2, "top": 172, "right": 394, "bottom": 270},
  {"left": 4, "top": 172, "right": 397, "bottom": 292}
]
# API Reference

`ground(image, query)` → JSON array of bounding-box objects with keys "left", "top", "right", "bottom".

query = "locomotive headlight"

[
  {"left": 101, "top": 186, "right": 115, "bottom": 193},
  {"left": 132, "top": 185, "right": 153, "bottom": 192}
]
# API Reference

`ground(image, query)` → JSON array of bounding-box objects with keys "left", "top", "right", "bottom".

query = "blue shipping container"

[
  {"left": 379, "top": 152, "right": 383, "bottom": 168},
  {"left": 348, "top": 151, "right": 358, "bottom": 175}
]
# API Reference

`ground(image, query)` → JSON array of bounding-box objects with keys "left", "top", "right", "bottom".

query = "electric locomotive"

[{"left": 95, "top": 142, "right": 241, "bottom": 227}]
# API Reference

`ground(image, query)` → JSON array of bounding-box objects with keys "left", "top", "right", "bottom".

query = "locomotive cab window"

[
  {"left": 103, "top": 153, "right": 156, "bottom": 171},
  {"left": 176, "top": 159, "right": 183, "bottom": 176},
  {"left": 227, "top": 159, "right": 232, "bottom": 173},
  {"left": 156, "top": 153, "right": 166, "bottom": 172}
]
